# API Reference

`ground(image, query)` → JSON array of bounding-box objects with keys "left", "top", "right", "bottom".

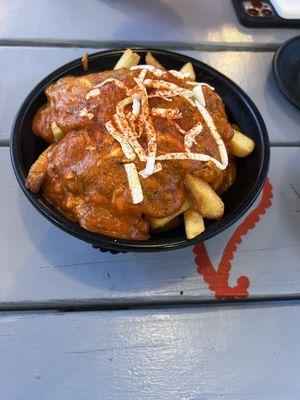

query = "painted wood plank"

[
  {"left": 2, "top": 47, "right": 300, "bottom": 144},
  {"left": 0, "top": 0, "right": 298, "bottom": 47},
  {"left": 1, "top": 303, "right": 300, "bottom": 399},
  {"left": 1, "top": 146, "right": 300, "bottom": 306}
]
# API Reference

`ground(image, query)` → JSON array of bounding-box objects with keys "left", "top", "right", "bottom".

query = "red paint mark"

[{"left": 193, "top": 178, "right": 273, "bottom": 299}]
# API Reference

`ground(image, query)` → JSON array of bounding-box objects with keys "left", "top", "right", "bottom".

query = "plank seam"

[
  {"left": 0, "top": 39, "right": 279, "bottom": 52},
  {"left": 1, "top": 295, "right": 300, "bottom": 312}
]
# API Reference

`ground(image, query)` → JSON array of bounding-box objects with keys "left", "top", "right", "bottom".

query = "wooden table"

[{"left": 1, "top": 1, "right": 300, "bottom": 398}]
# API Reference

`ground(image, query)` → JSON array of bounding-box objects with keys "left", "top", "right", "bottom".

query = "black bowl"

[
  {"left": 10, "top": 48, "right": 270, "bottom": 252},
  {"left": 273, "top": 36, "right": 300, "bottom": 109}
]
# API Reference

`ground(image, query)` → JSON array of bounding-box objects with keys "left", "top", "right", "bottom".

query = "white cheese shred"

[
  {"left": 137, "top": 68, "right": 148, "bottom": 82},
  {"left": 139, "top": 162, "right": 162, "bottom": 179},
  {"left": 124, "top": 163, "right": 144, "bottom": 204},
  {"left": 86, "top": 88, "right": 100, "bottom": 100},
  {"left": 151, "top": 108, "right": 182, "bottom": 119},
  {"left": 114, "top": 96, "right": 147, "bottom": 162},
  {"left": 105, "top": 121, "right": 135, "bottom": 160},
  {"left": 184, "top": 123, "right": 203, "bottom": 151},
  {"left": 144, "top": 155, "right": 155, "bottom": 176},
  {"left": 95, "top": 78, "right": 131, "bottom": 95},
  {"left": 149, "top": 91, "right": 196, "bottom": 107},
  {"left": 192, "top": 83, "right": 215, "bottom": 107},
  {"left": 156, "top": 152, "right": 225, "bottom": 170},
  {"left": 188, "top": 82, "right": 215, "bottom": 90},
  {"left": 79, "top": 107, "right": 94, "bottom": 119},
  {"left": 134, "top": 78, "right": 157, "bottom": 175},
  {"left": 195, "top": 100, "right": 228, "bottom": 170},
  {"left": 132, "top": 95, "right": 140, "bottom": 118},
  {"left": 169, "top": 70, "right": 191, "bottom": 80},
  {"left": 193, "top": 85, "right": 206, "bottom": 107},
  {"left": 131, "top": 65, "right": 165, "bottom": 77},
  {"left": 83, "top": 64, "right": 229, "bottom": 205}
]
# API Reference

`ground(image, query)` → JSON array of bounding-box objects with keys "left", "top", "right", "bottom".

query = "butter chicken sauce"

[{"left": 26, "top": 66, "right": 235, "bottom": 240}]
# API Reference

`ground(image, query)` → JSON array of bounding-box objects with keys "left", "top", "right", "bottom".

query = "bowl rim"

[
  {"left": 10, "top": 47, "right": 270, "bottom": 252},
  {"left": 272, "top": 35, "right": 300, "bottom": 110}
]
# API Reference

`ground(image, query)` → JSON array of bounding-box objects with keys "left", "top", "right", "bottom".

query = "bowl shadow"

[{"left": 18, "top": 191, "right": 196, "bottom": 294}]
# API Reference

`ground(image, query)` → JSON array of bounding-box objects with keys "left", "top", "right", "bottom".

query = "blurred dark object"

[
  {"left": 273, "top": 36, "right": 300, "bottom": 109},
  {"left": 232, "top": 0, "right": 300, "bottom": 27}
]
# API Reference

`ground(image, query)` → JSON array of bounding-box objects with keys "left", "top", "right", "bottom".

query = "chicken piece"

[
  {"left": 27, "top": 66, "right": 238, "bottom": 240},
  {"left": 25, "top": 145, "right": 54, "bottom": 193},
  {"left": 217, "top": 160, "right": 237, "bottom": 194},
  {"left": 33, "top": 69, "right": 137, "bottom": 143}
]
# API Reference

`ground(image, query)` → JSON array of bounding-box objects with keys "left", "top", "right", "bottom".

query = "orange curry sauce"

[{"left": 27, "top": 67, "right": 236, "bottom": 239}]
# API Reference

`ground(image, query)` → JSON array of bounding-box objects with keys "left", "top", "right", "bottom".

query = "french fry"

[
  {"left": 184, "top": 209, "right": 205, "bottom": 239},
  {"left": 79, "top": 77, "right": 93, "bottom": 89},
  {"left": 152, "top": 216, "right": 180, "bottom": 232},
  {"left": 184, "top": 174, "right": 224, "bottom": 220},
  {"left": 148, "top": 198, "right": 190, "bottom": 229},
  {"left": 180, "top": 62, "right": 196, "bottom": 81},
  {"left": 229, "top": 130, "right": 255, "bottom": 158},
  {"left": 114, "top": 49, "right": 141, "bottom": 70},
  {"left": 82, "top": 52, "right": 89, "bottom": 71},
  {"left": 145, "top": 52, "right": 165, "bottom": 70}
]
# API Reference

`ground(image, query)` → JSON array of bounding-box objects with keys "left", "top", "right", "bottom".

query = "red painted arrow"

[{"left": 193, "top": 178, "right": 273, "bottom": 299}]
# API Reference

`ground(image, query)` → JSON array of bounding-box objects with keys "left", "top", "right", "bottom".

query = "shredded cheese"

[
  {"left": 131, "top": 65, "right": 165, "bottom": 77},
  {"left": 137, "top": 68, "right": 148, "bottom": 82},
  {"left": 148, "top": 94, "right": 172, "bottom": 102},
  {"left": 192, "top": 83, "right": 214, "bottom": 107},
  {"left": 184, "top": 123, "right": 203, "bottom": 150},
  {"left": 143, "top": 80, "right": 194, "bottom": 99},
  {"left": 166, "top": 119, "right": 187, "bottom": 135},
  {"left": 95, "top": 78, "right": 131, "bottom": 95},
  {"left": 188, "top": 82, "right": 215, "bottom": 90},
  {"left": 79, "top": 107, "right": 94, "bottom": 119},
  {"left": 149, "top": 90, "right": 195, "bottom": 106},
  {"left": 169, "top": 70, "right": 191, "bottom": 80},
  {"left": 105, "top": 121, "right": 135, "bottom": 160},
  {"left": 114, "top": 97, "right": 147, "bottom": 161},
  {"left": 139, "top": 162, "right": 162, "bottom": 179},
  {"left": 86, "top": 88, "right": 100, "bottom": 100},
  {"left": 78, "top": 63, "right": 229, "bottom": 205},
  {"left": 156, "top": 152, "right": 225, "bottom": 170},
  {"left": 195, "top": 100, "right": 228, "bottom": 169},
  {"left": 151, "top": 108, "right": 182, "bottom": 119},
  {"left": 132, "top": 94, "right": 140, "bottom": 118},
  {"left": 193, "top": 85, "right": 206, "bottom": 107},
  {"left": 124, "top": 163, "right": 144, "bottom": 204},
  {"left": 134, "top": 78, "right": 157, "bottom": 175}
]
